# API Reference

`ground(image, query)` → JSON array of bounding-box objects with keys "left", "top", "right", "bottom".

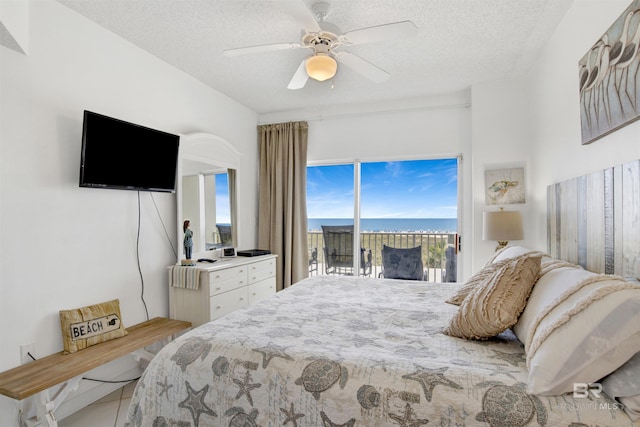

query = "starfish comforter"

[{"left": 125, "top": 275, "right": 638, "bottom": 426}]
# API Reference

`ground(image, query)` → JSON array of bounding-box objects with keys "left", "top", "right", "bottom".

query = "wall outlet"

[{"left": 20, "top": 343, "right": 35, "bottom": 364}]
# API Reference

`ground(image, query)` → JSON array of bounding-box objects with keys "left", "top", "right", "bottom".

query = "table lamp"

[{"left": 483, "top": 208, "right": 523, "bottom": 251}]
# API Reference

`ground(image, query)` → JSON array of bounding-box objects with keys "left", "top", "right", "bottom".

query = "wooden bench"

[{"left": 0, "top": 317, "right": 191, "bottom": 426}]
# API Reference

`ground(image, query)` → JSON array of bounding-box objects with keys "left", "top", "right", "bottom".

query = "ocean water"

[{"left": 308, "top": 218, "right": 457, "bottom": 233}]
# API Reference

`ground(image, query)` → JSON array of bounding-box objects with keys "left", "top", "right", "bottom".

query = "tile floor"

[{"left": 58, "top": 381, "right": 136, "bottom": 427}]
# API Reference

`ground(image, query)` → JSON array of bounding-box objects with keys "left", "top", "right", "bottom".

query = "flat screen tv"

[{"left": 79, "top": 110, "right": 180, "bottom": 193}]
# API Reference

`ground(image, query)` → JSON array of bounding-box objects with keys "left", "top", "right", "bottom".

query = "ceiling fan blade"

[
  {"left": 343, "top": 20, "right": 418, "bottom": 45},
  {"left": 287, "top": 59, "right": 309, "bottom": 90},
  {"left": 223, "top": 42, "right": 301, "bottom": 57},
  {"left": 335, "top": 52, "right": 390, "bottom": 83},
  {"left": 278, "top": 0, "right": 322, "bottom": 33}
]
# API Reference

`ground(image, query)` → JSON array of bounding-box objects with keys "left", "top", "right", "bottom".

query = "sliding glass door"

[
  {"left": 307, "top": 164, "right": 355, "bottom": 276},
  {"left": 360, "top": 159, "right": 458, "bottom": 280},
  {"left": 307, "top": 158, "right": 459, "bottom": 281}
]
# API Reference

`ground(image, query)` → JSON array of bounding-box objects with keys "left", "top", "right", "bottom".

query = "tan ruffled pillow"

[
  {"left": 59, "top": 299, "right": 127, "bottom": 354},
  {"left": 444, "top": 255, "right": 541, "bottom": 340},
  {"left": 445, "top": 258, "right": 512, "bottom": 305}
]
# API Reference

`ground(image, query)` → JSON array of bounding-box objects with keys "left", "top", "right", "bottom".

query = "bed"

[{"left": 125, "top": 246, "right": 640, "bottom": 426}]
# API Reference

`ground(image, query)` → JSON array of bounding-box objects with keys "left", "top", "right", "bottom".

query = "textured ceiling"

[{"left": 56, "top": 0, "right": 573, "bottom": 115}]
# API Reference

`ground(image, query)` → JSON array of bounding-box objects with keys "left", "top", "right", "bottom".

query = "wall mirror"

[{"left": 177, "top": 133, "right": 241, "bottom": 261}]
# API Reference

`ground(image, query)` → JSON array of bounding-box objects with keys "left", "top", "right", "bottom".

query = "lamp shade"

[
  {"left": 483, "top": 210, "right": 524, "bottom": 242},
  {"left": 306, "top": 53, "right": 337, "bottom": 81}
]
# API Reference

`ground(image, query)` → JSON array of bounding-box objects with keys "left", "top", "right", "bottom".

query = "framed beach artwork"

[
  {"left": 579, "top": 0, "right": 640, "bottom": 145},
  {"left": 485, "top": 168, "right": 525, "bottom": 205}
]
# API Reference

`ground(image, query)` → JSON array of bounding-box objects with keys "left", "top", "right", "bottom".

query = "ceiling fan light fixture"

[{"left": 305, "top": 53, "right": 337, "bottom": 81}]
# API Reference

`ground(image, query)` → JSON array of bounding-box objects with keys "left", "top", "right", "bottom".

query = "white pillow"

[
  {"left": 512, "top": 265, "right": 640, "bottom": 395},
  {"left": 487, "top": 245, "right": 542, "bottom": 264}
]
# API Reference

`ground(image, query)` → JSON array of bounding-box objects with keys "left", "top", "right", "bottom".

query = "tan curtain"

[
  {"left": 258, "top": 121, "right": 309, "bottom": 291},
  {"left": 227, "top": 168, "right": 238, "bottom": 245}
]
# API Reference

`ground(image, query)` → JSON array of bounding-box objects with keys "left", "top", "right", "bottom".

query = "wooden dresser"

[{"left": 169, "top": 254, "right": 277, "bottom": 327}]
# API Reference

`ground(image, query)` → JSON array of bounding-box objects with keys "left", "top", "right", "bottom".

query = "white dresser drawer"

[
  {"left": 249, "top": 278, "right": 276, "bottom": 305},
  {"left": 250, "top": 258, "right": 275, "bottom": 272},
  {"left": 210, "top": 287, "right": 248, "bottom": 319},
  {"left": 248, "top": 260, "right": 276, "bottom": 284},
  {"left": 209, "top": 276, "right": 246, "bottom": 296},
  {"left": 209, "top": 267, "right": 247, "bottom": 296},
  {"left": 209, "top": 265, "right": 247, "bottom": 283}
]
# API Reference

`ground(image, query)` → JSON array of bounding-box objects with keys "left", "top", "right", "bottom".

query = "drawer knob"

[{"left": 215, "top": 306, "right": 221, "bottom": 309}]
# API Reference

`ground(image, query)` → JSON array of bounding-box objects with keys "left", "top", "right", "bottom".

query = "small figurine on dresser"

[{"left": 183, "top": 220, "right": 193, "bottom": 260}]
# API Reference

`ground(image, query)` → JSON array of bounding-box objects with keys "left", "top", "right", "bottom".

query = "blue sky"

[
  {"left": 215, "top": 173, "right": 230, "bottom": 223},
  {"left": 307, "top": 158, "right": 458, "bottom": 219}
]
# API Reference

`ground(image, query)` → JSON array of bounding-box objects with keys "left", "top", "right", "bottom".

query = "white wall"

[
  {"left": 470, "top": 0, "right": 640, "bottom": 269},
  {"left": 527, "top": 0, "right": 640, "bottom": 251},
  {"left": 0, "top": 0, "right": 258, "bottom": 421},
  {"left": 470, "top": 79, "right": 532, "bottom": 270}
]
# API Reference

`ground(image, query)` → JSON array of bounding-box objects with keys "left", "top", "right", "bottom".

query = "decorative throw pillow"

[
  {"left": 381, "top": 245, "right": 424, "bottom": 280},
  {"left": 444, "top": 255, "right": 541, "bottom": 340},
  {"left": 446, "top": 247, "right": 548, "bottom": 305},
  {"left": 59, "top": 299, "right": 127, "bottom": 354},
  {"left": 446, "top": 258, "right": 512, "bottom": 305},
  {"left": 512, "top": 265, "right": 640, "bottom": 395}
]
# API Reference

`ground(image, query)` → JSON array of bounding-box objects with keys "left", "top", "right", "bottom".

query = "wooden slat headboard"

[{"left": 547, "top": 159, "right": 639, "bottom": 279}]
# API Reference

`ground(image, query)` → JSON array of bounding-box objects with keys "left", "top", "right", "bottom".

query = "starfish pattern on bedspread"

[
  {"left": 402, "top": 366, "right": 463, "bottom": 401},
  {"left": 252, "top": 344, "right": 294, "bottom": 368},
  {"left": 156, "top": 376, "right": 173, "bottom": 399},
  {"left": 280, "top": 402, "right": 305, "bottom": 426},
  {"left": 233, "top": 370, "right": 261, "bottom": 406},
  {"left": 389, "top": 403, "right": 429, "bottom": 427},
  {"left": 177, "top": 381, "right": 216, "bottom": 427}
]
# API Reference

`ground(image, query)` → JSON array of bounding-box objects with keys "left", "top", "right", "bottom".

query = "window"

[{"left": 307, "top": 158, "right": 459, "bottom": 281}]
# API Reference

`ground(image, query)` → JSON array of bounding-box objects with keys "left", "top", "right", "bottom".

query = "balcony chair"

[
  {"left": 442, "top": 245, "right": 457, "bottom": 282},
  {"left": 321, "top": 225, "right": 372, "bottom": 276},
  {"left": 380, "top": 244, "right": 427, "bottom": 281}
]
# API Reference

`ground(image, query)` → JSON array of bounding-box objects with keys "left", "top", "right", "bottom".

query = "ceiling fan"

[{"left": 222, "top": 1, "right": 418, "bottom": 90}]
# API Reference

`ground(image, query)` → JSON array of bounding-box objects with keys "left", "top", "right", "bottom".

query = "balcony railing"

[{"left": 308, "top": 231, "right": 458, "bottom": 282}]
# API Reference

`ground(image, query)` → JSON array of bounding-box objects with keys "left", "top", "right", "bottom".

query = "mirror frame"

[{"left": 177, "top": 133, "right": 241, "bottom": 262}]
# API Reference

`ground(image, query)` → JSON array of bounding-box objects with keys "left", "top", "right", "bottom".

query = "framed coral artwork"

[
  {"left": 579, "top": 0, "right": 640, "bottom": 145},
  {"left": 485, "top": 168, "right": 525, "bottom": 205}
]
